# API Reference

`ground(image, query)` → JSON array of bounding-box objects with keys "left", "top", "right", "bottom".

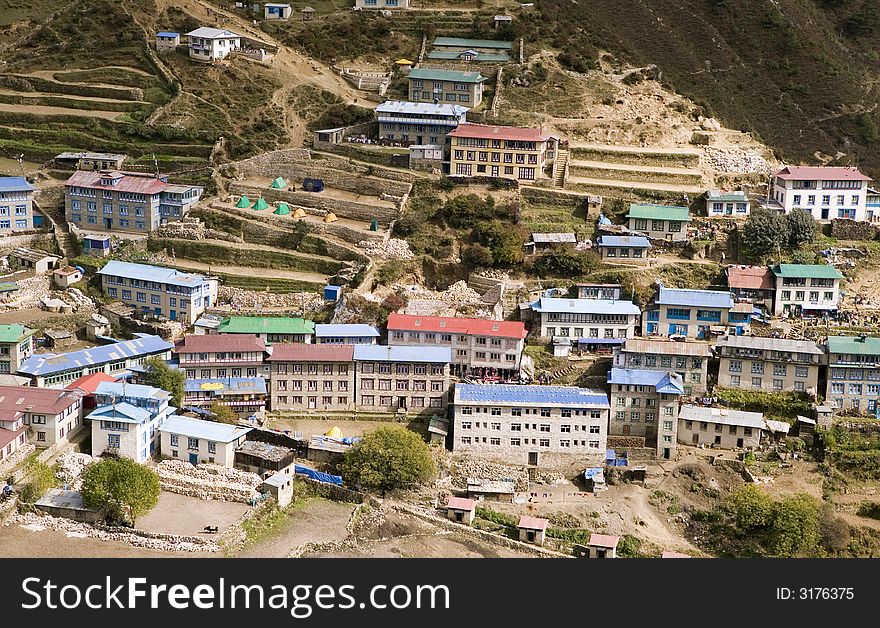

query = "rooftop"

[
  {"left": 432, "top": 37, "right": 513, "bottom": 50},
  {"left": 55, "top": 152, "right": 126, "bottom": 162},
  {"left": 678, "top": 405, "right": 765, "bottom": 429},
  {"left": 826, "top": 335, "right": 880, "bottom": 355},
  {"left": 455, "top": 384, "right": 609, "bottom": 407},
  {"left": 353, "top": 345, "right": 452, "bottom": 364},
  {"left": 407, "top": 68, "right": 486, "bottom": 83},
  {"left": 607, "top": 369, "right": 685, "bottom": 395},
  {"left": 517, "top": 515, "right": 548, "bottom": 531},
  {"left": 589, "top": 534, "right": 620, "bottom": 549},
  {"left": 156, "top": 31, "right": 180, "bottom": 38},
  {"left": 98, "top": 260, "right": 212, "bottom": 288},
  {"left": 531, "top": 233, "right": 577, "bottom": 244},
  {"left": 426, "top": 50, "right": 510, "bottom": 62},
  {"left": 160, "top": 415, "right": 252, "bottom": 443},
  {"left": 598, "top": 235, "right": 651, "bottom": 249},
  {"left": 18, "top": 334, "right": 172, "bottom": 377},
  {"left": 35, "top": 489, "right": 102, "bottom": 512},
  {"left": 314, "top": 324, "right": 381, "bottom": 338},
  {"left": 64, "top": 170, "right": 169, "bottom": 195},
  {"left": 184, "top": 377, "right": 267, "bottom": 395},
  {"left": 0, "top": 385, "right": 82, "bottom": 414},
  {"left": 726, "top": 265, "right": 774, "bottom": 291},
  {"left": 66, "top": 372, "right": 117, "bottom": 394},
  {"left": 95, "top": 380, "right": 169, "bottom": 401},
  {"left": 771, "top": 264, "right": 843, "bottom": 280},
  {"left": 174, "top": 334, "right": 267, "bottom": 354},
  {"left": 619, "top": 338, "right": 712, "bottom": 357},
  {"left": 446, "top": 496, "right": 476, "bottom": 511},
  {"left": 375, "top": 100, "right": 469, "bottom": 117},
  {"left": 217, "top": 316, "right": 315, "bottom": 336},
  {"left": 774, "top": 165, "right": 871, "bottom": 182},
  {"left": 186, "top": 27, "right": 241, "bottom": 39},
  {"left": 387, "top": 313, "right": 527, "bottom": 339},
  {"left": 447, "top": 123, "right": 553, "bottom": 143},
  {"left": 707, "top": 190, "right": 749, "bottom": 202},
  {"left": 12, "top": 247, "right": 59, "bottom": 263},
  {"left": 626, "top": 203, "right": 691, "bottom": 222},
  {"left": 657, "top": 287, "right": 733, "bottom": 309},
  {"left": 236, "top": 439, "right": 294, "bottom": 463},
  {"left": 714, "top": 335, "right": 823, "bottom": 355},
  {"left": 87, "top": 402, "right": 151, "bottom": 424},
  {"left": 262, "top": 473, "right": 291, "bottom": 488},
  {"left": 531, "top": 297, "right": 640, "bottom": 316},
  {"left": 0, "top": 324, "right": 34, "bottom": 343},
  {"left": 0, "top": 176, "right": 35, "bottom": 193},
  {"left": 267, "top": 344, "right": 355, "bottom": 362}
]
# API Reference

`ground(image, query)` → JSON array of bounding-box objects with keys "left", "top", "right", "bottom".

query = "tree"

[
  {"left": 339, "top": 425, "right": 435, "bottom": 494},
  {"left": 787, "top": 208, "right": 816, "bottom": 247},
  {"left": 210, "top": 402, "right": 238, "bottom": 424},
  {"left": 461, "top": 242, "right": 493, "bottom": 267},
  {"left": 742, "top": 208, "right": 790, "bottom": 258},
  {"left": 532, "top": 247, "right": 599, "bottom": 278},
  {"left": 441, "top": 194, "right": 495, "bottom": 228},
  {"left": 141, "top": 357, "right": 185, "bottom": 407},
  {"left": 81, "top": 457, "right": 160, "bottom": 525},
  {"left": 768, "top": 493, "right": 822, "bottom": 557},
  {"left": 19, "top": 456, "right": 57, "bottom": 503},
  {"left": 725, "top": 484, "right": 773, "bottom": 530},
  {"left": 472, "top": 220, "right": 527, "bottom": 266}
]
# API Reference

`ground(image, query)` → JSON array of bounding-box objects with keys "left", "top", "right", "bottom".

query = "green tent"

[
  {"left": 270, "top": 176, "right": 287, "bottom": 189},
  {"left": 251, "top": 197, "right": 269, "bottom": 211},
  {"left": 274, "top": 202, "right": 291, "bottom": 216},
  {"left": 235, "top": 195, "right": 250, "bottom": 209}
]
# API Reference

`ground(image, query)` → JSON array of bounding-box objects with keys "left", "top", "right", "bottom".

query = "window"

[
  {"left": 460, "top": 436, "right": 471, "bottom": 445},
  {"left": 539, "top": 424, "right": 550, "bottom": 432},
  {"left": 510, "top": 423, "right": 521, "bottom": 431},
  {"left": 751, "top": 362, "right": 764, "bottom": 374},
  {"left": 208, "top": 442, "right": 216, "bottom": 454},
  {"left": 188, "top": 437, "right": 199, "bottom": 450},
  {"left": 751, "top": 377, "right": 762, "bottom": 388},
  {"left": 729, "top": 360, "right": 742, "bottom": 373},
  {"left": 491, "top": 407, "right": 501, "bottom": 416},
  {"left": 539, "top": 438, "right": 550, "bottom": 447},
  {"left": 773, "top": 364, "right": 787, "bottom": 376},
  {"left": 589, "top": 425, "right": 600, "bottom": 434}
]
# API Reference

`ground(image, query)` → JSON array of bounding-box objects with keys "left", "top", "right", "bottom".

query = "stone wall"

[
  {"left": 831, "top": 218, "right": 878, "bottom": 241},
  {"left": 157, "top": 460, "right": 262, "bottom": 503},
  {"left": 0, "top": 232, "right": 56, "bottom": 255}
]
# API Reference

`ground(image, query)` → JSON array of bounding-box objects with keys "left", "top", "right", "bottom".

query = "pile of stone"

[
  {"left": 398, "top": 281, "right": 483, "bottom": 306},
  {"left": 8, "top": 512, "right": 218, "bottom": 553},
  {"left": 704, "top": 147, "right": 771, "bottom": 174},
  {"left": 3, "top": 274, "right": 50, "bottom": 309},
  {"left": 358, "top": 238, "right": 414, "bottom": 260},
  {"left": 157, "top": 460, "right": 261, "bottom": 503},
  {"left": 473, "top": 268, "right": 510, "bottom": 280},
  {"left": 56, "top": 451, "right": 95, "bottom": 491},
  {"left": 533, "top": 470, "right": 567, "bottom": 485},
  {"left": 217, "top": 286, "right": 327, "bottom": 312},
  {"left": 65, "top": 287, "right": 93, "bottom": 309},
  {"left": 156, "top": 217, "right": 242, "bottom": 243},
  {"left": 450, "top": 459, "right": 530, "bottom": 491}
]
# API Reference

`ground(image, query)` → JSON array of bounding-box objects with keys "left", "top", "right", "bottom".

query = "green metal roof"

[
  {"left": 235, "top": 195, "right": 250, "bottom": 209},
  {"left": 0, "top": 282, "right": 19, "bottom": 292},
  {"left": 217, "top": 316, "right": 315, "bottom": 336},
  {"left": 0, "top": 324, "right": 34, "bottom": 343},
  {"left": 771, "top": 264, "right": 843, "bottom": 279},
  {"left": 432, "top": 37, "right": 513, "bottom": 50},
  {"left": 407, "top": 68, "right": 486, "bottom": 83},
  {"left": 827, "top": 335, "right": 880, "bottom": 355},
  {"left": 626, "top": 203, "right": 691, "bottom": 222},
  {"left": 427, "top": 51, "right": 510, "bottom": 62}
]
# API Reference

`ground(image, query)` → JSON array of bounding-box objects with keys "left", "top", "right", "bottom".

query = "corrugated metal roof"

[
  {"left": 86, "top": 402, "right": 151, "bottom": 424},
  {"left": 0, "top": 385, "right": 81, "bottom": 414},
  {"left": 626, "top": 203, "right": 691, "bottom": 222},
  {"left": 826, "top": 335, "right": 880, "bottom": 355},
  {"left": 455, "top": 384, "right": 609, "bottom": 407},
  {"left": 267, "top": 344, "right": 355, "bottom": 362},
  {"left": 707, "top": 190, "right": 749, "bottom": 202},
  {"left": 217, "top": 317, "right": 315, "bottom": 335},
  {"left": 607, "top": 368, "right": 685, "bottom": 394},
  {"left": 726, "top": 265, "right": 774, "bottom": 290},
  {"left": 657, "top": 287, "right": 733, "bottom": 309},
  {"left": 678, "top": 405, "right": 765, "bottom": 429},
  {"left": 55, "top": 152, "right": 126, "bottom": 161},
  {"left": 353, "top": 345, "right": 451, "bottom": 363},
  {"left": 98, "top": 260, "right": 212, "bottom": 288},
  {"left": 66, "top": 372, "right": 117, "bottom": 394},
  {"left": 598, "top": 235, "right": 651, "bottom": 248},
  {"left": 0, "top": 324, "right": 34, "bottom": 343},
  {"left": 518, "top": 515, "right": 548, "bottom": 530},
  {"left": 427, "top": 51, "right": 510, "bottom": 62},
  {"left": 407, "top": 68, "right": 486, "bottom": 83},
  {"left": 315, "top": 324, "right": 381, "bottom": 338},
  {"left": 448, "top": 123, "right": 552, "bottom": 142},
  {"left": 387, "top": 313, "right": 527, "bottom": 338},
  {"left": 589, "top": 534, "right": 620, "bottom": 548},
  {"left": 18, "top": 335, "right": 173, "bottom": 377},
  {"left": 174, "top": 334, "right": 266, "bottom": 354},
  {"left": 771, "top": 264, "right": 843, "bottom": 280},
  {"left": 715, "top": 335, "right": 823, "bottom": 355},
  {"left": 95, "top": 381, "right": 169, "bottom": 401},
  {"left": 432, "top": 37, "right": 513, "bottom": 49},
  {"left": 0, "top": 176, "right": 35, "bottom": 193},
  {"left": 184, "top": 377, "right": 267, "bottom": 394},
  {"left": 446, "top": 497, "right": 476, "bottom": 511},
  {"left": 156, "top": 31, "right": 180, "bottom": 38},
  {"left": 531, "top": 297, "right": 640, "bottom": 316},
  {"left": 775, "top": 166, "right": 871, "bottom": 181},
  {"left": 375, "top": 100, "right": 469, "bottom": 117},
  {"left": 619, "top": 338, "right": 712, "bottom": 357},
  {"left": 186, "top": 27, "right": 241, "bottom": 39},
  {"left": 532, "top": 233, "right": 576, "bottom": 244},
  {"left": 160, "top": 415, "right": 252, "bottom": 442},
  {"left": 64, "top": 170, "right": 168, "bottom": 195}
]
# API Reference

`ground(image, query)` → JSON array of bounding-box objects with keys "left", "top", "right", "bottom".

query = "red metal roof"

[
  {"left": 387, "top": 313, "right": 527, "bottom": 339},
  {"left": 0, "top": 424, "right": 25, "bottom": 449},
  {"left": 446, "top": 496, "right": 476, "bottom": 511},
  {"left": 726, "top": 265, "right": 774, "bottom": 291},
  {"left": 66, "top": 372, "right": 118, "bottom": 394},
  {"left": 517, "top": 515, "right": 549, "bottom": 531},
  {"left": 64, "top": 169, "right": 169, "bottom": 195},
  {"left": 589, "top": 533, "right": 620, "bottom": 548},
  {"left": 774, "top": 166, "right": 871, "bottom": 181},
  {"left": 447, "top": 123, "right": 553, "bottom": 143},
  {"left": 174, "top": 335, "right": 267, "bottom": 354},
  {"left": 0, "top": 385, "right": 82, "bottom": 415},
  {"left": 267, "top": 343, "right": 355, "bottom": 362}
]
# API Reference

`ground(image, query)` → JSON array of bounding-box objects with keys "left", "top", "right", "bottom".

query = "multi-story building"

[
  {"left": 530, "top": 297, "right": 641, "bottom": 343},
  {"left": 407, "top": 68, "right": 486, "bottom": 108},
  {"left": 17, "top": 334, "right": 173, "bottom": 388},
  {"left": 356, "top": 0, "right": 410, "bottom": 9},
  {"left": 0, "top": 324, "right": 36, "bottom": 375},
  {"left": 0, "top": 385, "right": 83, "bottom": 450},
  {"left": 427, "top": 37, "right": 513, "bottom": 64},
  {"left": 0, "top": 402, "right": 27, "bottom": 467},
  {"left": 86, "top": 381, "right": 175, "bottom": 463},
  {"left": 174, "top": 335, "right": 270, "bottom": 380},
  {"left": 451, "top": 384, "right": 610, "bottom": 467},
  {"left": 267, "top": 344, "right": 356, "bottom": 413},
  {"left": 216, "top": 316, "right": 315, "bottom": 344},
  {"left": 706, "top": 190, "right": 750, "bottom": 218},
  {"left": 643, "top": 287, "right": 749, "bottom": 339},
  {"left": 867, "top": 187, "right": 880, "bottom": 223},
  {"left": 447, "top": 123, "right": 558, "bottom": 182},
  {"left": 376, "top": 100, "right": 468, "bottom": 147},
  {"left": 353, "top": 345, "right": 451, "bottom": 415},
  {"left": 183, "top": 378, "right": 267, "bottom": 417},
  {"left": 770, "top": 264, "right": 842, "bottom": 317},
  {"left": 160, "top": 415, "right": 251, "bottom": 467},
  {"left": 726, "top": 265, "right": 775, "bottom": 310},
  {"left": 607, "top": 368, "right": 684, "bottom": 459},
  {"left": 612, "top": 338, "right": 711, "bottom": 394},
  {"left": 826, "top": 335, "right": 880, "bottom": 413},
  {"left": 314, "top": 324, "right": 379, "bottom": 345},
  {"left": 186, "top": 27, "right": 241, "bottom": 61},
  {"left": 386, "top": 312, "right": 526, "bottom": 380},
  {"left": 678, "top": 405, "right": 765, "bottom": 450},
  {"left": 0, "top": 176, "right": 38, "bottom": 233},
  {"left": 626, "top": 204, "right": 691, "bottom": 242},
  {"left": 772, "top": 165, "right": 872, "bottom": 221},
  {"left": 98, "top": 261, "right": 217, "bottom": 325},
  {"left": 576, "top": 283, "right": 622, "bottom": 300},
  {"left": 715, "top": 335, "right": 823, "bottom": 395},
  {"left": 596, "top": 235, "right": 651, "bottom": 264},
  {"left": 64, "top": 170, "right": 203, "bottom": 233}
]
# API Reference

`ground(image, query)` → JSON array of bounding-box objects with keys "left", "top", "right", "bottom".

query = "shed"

[
  {"left": 525, "top": 232, "right": 577, "bottom": 255},
  {"left": 43, "top": 328, "right": 76, "bottom": 349},
  {"left": 314, "top": 128, "right": 344, "bottom": 145},
  {"left": 261, "top": 472, "right": 294, "bottom": 507},
  {"left": 446, "top": 496, "right": 476, "bottom": 525},
  {"left": 493, "top": 15, "right": 512, "bottom": 28},
  {"left": 517, "top": 515, "right": 548, "bottom": 545},
  {"left": 323, "top": 285, "right": 341, "bottom": 301},
  {"left": 587, "top": 533, "right": 619, "bottom": 558},
  {"left": 302, "top": 5, "right": 315, "bottom": 20},
  {"left": 53, "top": 266, "right": 82, "bottom": 288},
  {"left": 82, "top": 234, "right": 111, "bottom": 257},
  {"left": 34, "top": 489, "right": 105, "bottom": 524},
  {"left": 466, "top": 478, "right": 515, "bottom": 502},
  {"left": 10, "top": 247, "right": 60, "bottom": 274},
  {"left": 155, "top": 31, "right": 180, "bottom": 53},
  {"left": 796, "top": 415, "right": 816, "bottom": 437},
  {"left": 0, "top": 282, "right": 19, "bottom": 302},
  {"left": 264, "top": 3, "right": 292, "bottom": 20},
  {"left": 427, "top": 416, "right": 449, "bottom": 445}
]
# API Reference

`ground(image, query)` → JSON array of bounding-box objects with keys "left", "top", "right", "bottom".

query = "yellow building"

[{"left": 447, "top": 124, "right": 558, "bottom": 182}]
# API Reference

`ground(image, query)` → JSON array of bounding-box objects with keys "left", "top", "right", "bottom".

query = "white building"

[
  {"left": 772, "top": 166, "right": 872, "bottom": 221},
  {"left": 770, "top": 264, "right": 843, "bottom": 317},
  {"left": 355, "top": 0, "right": 410, "bottom": 8},
  {"left": 529, "top": 297, "right": 641, "bottom": 342},
  {"left": 160, "top": 415, "right": 251, "bottom": 467},
  {"left": 706, "top": 190, "right": 750, "bottom": 218},
  {"left": 314, "top": 324, "right": 380, "bottom": 345},
  {"left": 186, "top": 27, "right": 241, "bottom": 62},
  {"left": 677, "top": 405, "right": 765, "bottom": 450},
  {"left": 0, "top": 385, "right": 83, "bottom": 450}
]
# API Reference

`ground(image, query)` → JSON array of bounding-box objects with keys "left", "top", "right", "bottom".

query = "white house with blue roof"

[
  {"left": 314, "top": 324, "right": 380, "bottom": 345},
  {"left": 160, "top": 415, "right": 251, "bottom": 467},
  {"left": 451, "top": 383, "right": 609, "bottom": 467},
  {"left": 596, "top": 235, "right": 651, "bottom": 264},
  {"left": 530, "top": 296, "right": 641, "bottom": 348},
  {"left": 375, "top": 100, "right": 469, "bottom": 147},
  {"left": 607, "top": 368, "right": 685, "bottom": 460},
  {"left": 643, "top": 286, "right": 750, "bottom": 339},
  {"left": 87, "top": 381, "right": 175, "bottom": 462},
  {"left": 0, "top": 176, "right": 39, "bottom": 234},
  {"left": 98, "top": 260, "right": 218, "bottom": 324}
]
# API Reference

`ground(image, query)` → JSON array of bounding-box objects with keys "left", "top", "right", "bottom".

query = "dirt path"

[
  {"left": 568, "top": 158, "right": 703, "bottom": 177},
  {"left": 0, "top": 88, "right": 146, "bottom": 104},
  {"left": 238, "top": 498, "right": 355, "bottom": 558},
  {"left": 568, "top": 140, "right": 702, "bottom": 155},
  {"left": 567, "top": 174, "right": 703, "bottom": 193},
  {"left": 14, "top": 71, "right": 140, "bottom": 92},
  {"left": 157, "top": 257, "right": 331, "bottom": 284},
  {"left": 0, "top": 103, "right": 122, "bottom": 119}
]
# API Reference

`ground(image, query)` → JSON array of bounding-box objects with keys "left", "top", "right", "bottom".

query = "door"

[
  {"left": 528, "top": 451, "right": 539, "bottom": 465},
  {"left": 455, "top": 511, "right": 463, "bottom": 522},
  {"left": 398, "top": 396, "right": 407, "bottom": 410},
  {"left": 737, "top": 438, "right": 744, "bottom": 448},
  {"left": 622, "top": 424, "right": 631, "bottom": 436},
  {"left": 308, "top": 397, "right": 317, "bottom": 409},
  {"left": 104, "top": 218, "right": 112, "bottom": 229},
  {"left": 189, "top": 453, "right": 198, "bottom": 464},
  {"left": 154, "top": 307, "right": 161, "bottom": 316},
  {"left": 527, "top": 531, "right": 535, "bottom": 542},
  {"left": 821, "top": 207, "right": 829, "bottom": 219},
  {"left": 170, "top": 310, "right": 177, "bottom": 321},
  {"left": 416, "top": 135, "right": 423, "bottom": 144},
  {"left": 663, "top": 448, "right": 670, "bottom": 460},
  {"left": 491, "top": 165, "right": 499, "bottom": 177},
  {"left": 692, "top": 433, "right": 699, "bottom": 444},
  {"left": 668, "top": 324, "right": 678, "bottom": 335}
]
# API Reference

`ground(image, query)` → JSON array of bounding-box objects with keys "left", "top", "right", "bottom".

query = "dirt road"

[
  {"left": 238, "top": 498, "right": 355, "bottom": 558},
  {"left": 0, "top": 103, "right": 122, "bottom": 119},
  {"left": 156, "top": 257, "right": 331, "bottom": 284}
]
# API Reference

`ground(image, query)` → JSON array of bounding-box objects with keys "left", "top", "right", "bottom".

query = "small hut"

[
  {"left": 274, "top": 202, "right": 291, "bottom": 216},
  {"left": 251, "top": 197, "right": 269, "bottom": 211},
  {"left": 302, "top": 6, "right": 315, "bottom": 21},
  {"left": 235, "top": 195, "right": 251, "bottom": 209}
]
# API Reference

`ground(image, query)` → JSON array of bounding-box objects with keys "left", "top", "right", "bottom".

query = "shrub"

[{"left": 339, "top": 426, "right": 434, "bottom": 494}]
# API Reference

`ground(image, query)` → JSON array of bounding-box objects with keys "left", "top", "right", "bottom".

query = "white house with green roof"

[
  {"left": 216, "top": 316, "right": 315, "bottom": 344},
  {"left": 0, "top": 324, "right": 36, "bottom": 374},
  {"left": 706, "top": 190, "right": 750, "bottom": 218},
  {"left": 771, "top": 264, "right": 843, "bottom": 317},
  {"left": 826, "top": 335, "right": 880, "bottom": 414},
  {"left": 407, "top": 68, "right": 487, "bottom": 108},
  {"left": 626, "top": 204, "right": 691, "bottom": 241}
]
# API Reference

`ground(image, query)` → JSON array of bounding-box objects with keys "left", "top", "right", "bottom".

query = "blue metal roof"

[
  {"left": 160, "top": 415, "right": 252, "bottom": 442},
  {"left": 375, "top": 100, "right": 469, "bottom": 117},
  {"left": 18, "top": 334, "right": 173, "bottom": 376},
  {"left": 353, "top": 345, "right": 451, "bottom": 363},
  {"left": 98, "top": 260, "right": 212, "bottom": 288},
  {"left": 184, "top": 377, "right": 267, "bottom": 394},
  {"left": 531, "top": 297, "right": 640, "bottom": 316},
  {"left": 95, "top": 380, "right": 169, "bottom": 400},
  {"left": 598, "top": 235, "right": 651, "bottom": 249},
  {"left": 315, "top": 324, "right": 380, "bottom": 338},
  {"left": 156, "top": 31, "right": 180, "bottom": 38},
  {"left": 86, "top": 402, "right": 151, "bottom": 424},
  {"left": 577, "top": 338, "right": 625, "bottom": 344},
  {"left": 657, "top": 287, "right": 733, "bottom": 309},
  {"left": 456, "top": 384, "right": 609, "bottom": 407},
  {"left": 607, "top": 368, "right": 685, "bottom": 394},
  {"left": 0, "top": 176, "right": 35, "bottom": 193}
]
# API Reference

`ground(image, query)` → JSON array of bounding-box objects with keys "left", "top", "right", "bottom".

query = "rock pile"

[
  {"left": 533, "top": 470, "right": 567, "bottom": 485},
  {"left": 398, "top": 280, "right": 483, "bottom": 307},
  {"left": 156, "top": 217, "right": 242, "bottom": 243},
  {"left": 217, "top": 286, "right": 327, "bottom": 312},
  {"left": 65, "top": 288, "right": 93, "bottom": 309},
  {"left": 358, "top": 238, "right": 414, "bottom": 260},
  {"left": 56, "top": 451, "right": 95, "bottom": 491},
  {"left": 704, "top": 147, "right": 771, "bottom": 174},
  {"left": 450, "top": 459, "right": 530, "bottom": 491},
  {"left": 4, "top": 274, "right": 50, "bottom": 309},
  {"left": 157, "top": 460, "right": 261, "bottom": 503}
]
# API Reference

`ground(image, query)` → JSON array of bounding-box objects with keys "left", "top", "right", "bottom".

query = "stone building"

[
  {"left": 267, "top": 344, "right": 356, "bottom": 412},
  {"left": 607, "top": 368, "right": 684, "bottom": 460},
  {"left": 353, "top": 345, "right": 451, "bottom": 415},
  {"left": 217, "top": 316, "right": 315, "bottom": 344},
  {"left": 530, "top": 297, "right": 641, "bottom": 345},
  {"left": 447, "top": 123, "right": 558, "bottom": 182},
  {"left": 678, "top": 405, "right": 765, "bottom": 450},
  {"left": 825, "top": 335, "right": 880, "bottom": 413},
  {"left": 770, "top": 264, "right": 842, "bottom": 318},
  {"left": 174, "top": 334, "right": 270, "bottom": 380},
  {"left": 596, "top": 235, "right": 651, "bottom": 264},
  {"left": 0, "top": 385, "right": 83, "bottom": 450},
  {"left": 626, "top": 204, "right": 691, "bottom": 242},
  {"left": 726, "top": 265, "right": 775, "bottom": 311},
  {"left": 643, "top": 286, "right": 749, "bottom": 339},
  {"left": 0, "top": 176, "right": 37, "bottom": 233},
  {"left": 611, "top": 338, "right": 711, "bottom": 394},
  {"left": 715, "top": 335, "right": 823, "bottom": 395},
  {"left": 0, "top": 324, "right": 36, "bottom": 375},
  {"left": 159, "top": 415, "right": 251, "bottom": 467}
]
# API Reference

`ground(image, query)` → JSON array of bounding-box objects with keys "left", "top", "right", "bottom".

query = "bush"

[
  {"left": 141, "top": 357, "right": 185, "bottom": 407},
  {"left": 856, "top": 501, "right": 880, "bottom": 520},
  {"left": 19, "top": 456, "right": 58, "bottom": 503},
  {"left": 715, "top": 388, "right": 812, "bottom": 419},
  {"left": 532, "top": 247, "right": 599, "bottom": 278},
  {"left": 339, "top": 426, "right": 434, "bottom": 494}
]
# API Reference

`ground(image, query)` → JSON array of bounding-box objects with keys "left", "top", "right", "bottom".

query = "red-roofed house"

[
  {"left": 587, "top": 533, "right": 620, "bottom": 558},
  {"left": 445, "top": 496, "right": 476, "bottom": 525},
  {"left": 447, "top": 123, "right": 559, "bottom": 183},
  {"left": 517, "top": 515, "right": 549, "bottom": 545},
  {"left": 267, "top": 344, "right": 356, "bottom": 413},
  {"left": 772, "top": 165, "right": 872, "bottom": 221},
  {"left": 387, "top": 313, "right": 526, "bottom": 380},
  {"left": 726, "top": 265, "right": 775, "bottom": 308},
  {"left": 174, "top": 334, "right": 270, "bottom": 380},
  {"left": 0, "top": 385, "right": 83, "bottom": 450},
  {"left": 64, "top": 170, "right": 203, "bottom": 235},
  {"left": 67, "top": 372, "right": 118, "bottom": 410}
]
